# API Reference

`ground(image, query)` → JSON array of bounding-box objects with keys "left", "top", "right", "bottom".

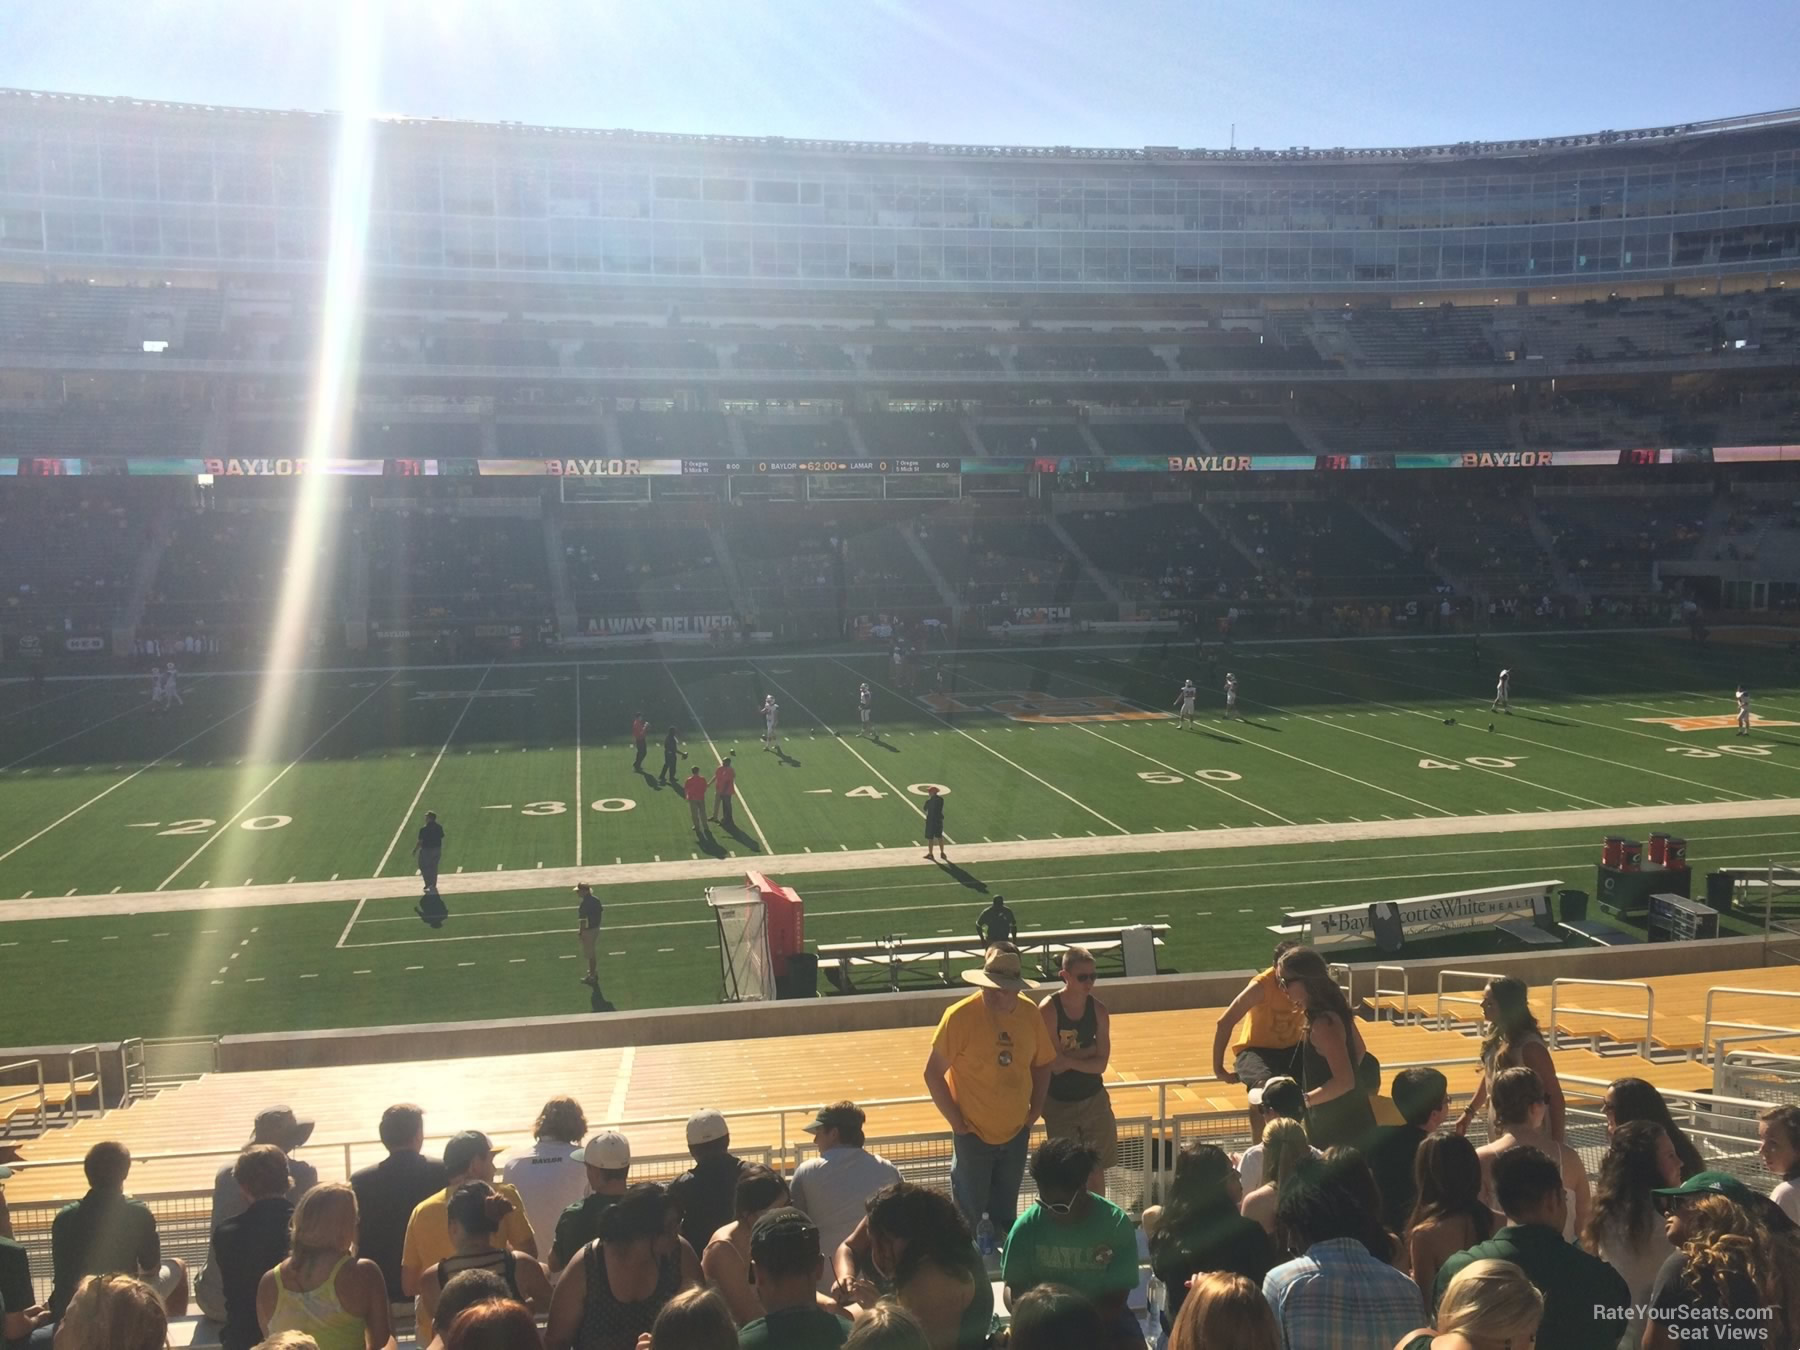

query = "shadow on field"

[
  {"left": 696, "top": 833, "right": 729, "bottom": 859},
  {"left": 719, "top": 822, "right": 761, "bottom": 853},
  {"left": 1236, "top": 719, "right": 1281, "bottom": 732},
  {"left": 1198, "top": 730, "right": 1242, "bottom": 745},
  {"left": 939, "top": 861, "right": 988, "bottom": 893},
  {"left": 871, "top": 736, "right": 900, "bottom": 753},
  {"left": 775, "top": 749, "right": 802, "bottom": 767},
  {"left": 1518, "top": 714, "right": 1577, "bottom": 727}
]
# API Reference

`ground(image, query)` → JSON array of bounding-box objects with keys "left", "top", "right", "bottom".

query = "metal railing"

[
  {"left": 1548, "top": 978, "right": 1655, "bottom": 1057},
  {"left": 59, "top": 1044, "right": 104, "bottom": 1121},
  {"left": 1372, "top": 964, "right": 1412, "bottom": 1022},
  {"left": 0, "top": 1060, "right": 46, "bottom": 1136},
  {"left": 138, "top": 1036, "right": 221, "bottom": 1087},
  {"left": 1702, "top": 987, "right": 1800, "bottom": 1058},
  {"left": 1434, "top": 969, "right": 1504, "bottom": 1029},
  {"left": 1714, "top": 1031, "right": 1800, "bottom": 1102}
]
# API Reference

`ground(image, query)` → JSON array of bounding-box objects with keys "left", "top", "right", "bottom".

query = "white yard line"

[
  {"left": 0, "top": 693, "right": 260, "bottom": 866},
  {"left": 1261, "top": 648, "right": 1777, "bottom": 795},
  {"left": 373, "top": 665, "right": 492, "bottom": 879},
  {"left": 752, "top": 662, "right": 931, "bottom": 828},
  {"left": 1071, "top": 723, "right": 1297, "bottom": 825},
  {"left": 832, "top": 656, "right": 1128, "bottom": 834},
  {"left": 664, "top": 662, "right": 772, "bottom": 854},
  {"left": 0, "top": 689, "right": 174, "bottom": 772},
  {"left": 1003, "top": 655, "right": 1453, "bottom": 818},
  {"left": 157, "top": 674, "right": 398, "bottom": 891},
  {"left": 9, "top": 796, "right": 1800, "bottom": 924},
  {"left": 335, "top": 896, "right": 369, "bottom": 949}
]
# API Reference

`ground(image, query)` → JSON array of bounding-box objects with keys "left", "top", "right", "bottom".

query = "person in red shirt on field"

[
  {"left": 630, "top": 713, "right": 650, "bottom": 772},
  {"left": 683, "top": 766, "right": 711, "bottom": 839},
  {"left": 710, "top": 755, "right": 738, "bottom": 831}
]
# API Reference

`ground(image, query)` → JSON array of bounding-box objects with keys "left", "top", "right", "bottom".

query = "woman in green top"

[
  {"left": 832, "top": 1182, "right": 993, "bottom": 1350},
  {"left": 1394, "top": 1258, "right": 1542, "bottom": 1350}
]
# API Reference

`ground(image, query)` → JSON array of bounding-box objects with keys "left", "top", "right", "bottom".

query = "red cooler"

[
  {"left": 746, "top": 870, "right": 805, "bottom": 977},
  {"left": 1619, "top": 840, "right": 1644, "bottom": 872},
  {"left": 1603, "top": 837, "right": 1626, "bottom": 867},
  {"left": 1648, "top": 832, "right": 1670, "bottom": 866},
  {"left": 1665, "top": 836, "right": 1688, "bottom": 867}
]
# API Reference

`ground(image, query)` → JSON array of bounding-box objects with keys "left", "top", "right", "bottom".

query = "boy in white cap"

[
  {"left": 549, "top": 1130, "right": 633, "bottom": 1272},
  {"left": 923, "top": 943, "right": 1057, "bottom": 1238},
  {"left": 669, "top": 1109, "right": 746, "bottom": 1256}
]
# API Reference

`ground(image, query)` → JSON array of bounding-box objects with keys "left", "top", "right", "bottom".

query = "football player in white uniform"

[
  {"left": 1492, "top": 668, "right": 1511, "bottom": 714},
  {"left": 162, "top": 662, "right": 183, "bottom": 707},
  {"left": 761, "top": 695, "right": 781, "bottom": 751},
  {"left": 1175, "top": 679, "right": 1198, "bottom": 729},
  {"left": 1737, "top": 686, "right": 1751, "bottom": 737},
  {"left": 1223, "top": 672, "right": 1239, "bottom": 720},
  {"left": 858, "top": 682, "right": 874, "bottom": 737}
]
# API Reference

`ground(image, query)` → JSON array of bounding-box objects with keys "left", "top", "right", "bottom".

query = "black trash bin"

[
  {"left": 779, "top": 952, "right": 820, "bottom": 1000},
  {"left": 1559, "top": 889, "right": 1589, "bottom": 923},
  {"left": 1705, "top": 871, "right": 1734, "bottom": 913}
]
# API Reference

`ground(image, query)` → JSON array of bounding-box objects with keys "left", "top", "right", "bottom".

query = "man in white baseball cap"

[
  {"left": 549, "top": 1131, "right": 633, "bottom": 1273},
  {"left": 669, "top": 1110, "right": 745, "bottom": 1255}
]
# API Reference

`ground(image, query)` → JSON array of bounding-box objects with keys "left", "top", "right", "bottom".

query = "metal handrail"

[
  {"left": 1373, "top": 965, "right": 1410, "bottom": 1022},
  {"left": 65, "top": 1044, "right": 103, "bottom": 1120},
  {"left": 1712, "top": 1030, "right": 1800, "bottom": 1097},
  {"left": 1435, "top": 969, "right": 1505, "bottom": 1029},
  {"left": 1702, "top": 987, "right": 1800, "bottom": 1058},
  {"left": 118, "top": 1038, "right": 146, "bottom": 1106},
  {"left": 1548, "top": 978, "right": 1655, "bottom": 1057},
  {"left": 0, "top": 1060, "right": 46, "bottom": 1133}
]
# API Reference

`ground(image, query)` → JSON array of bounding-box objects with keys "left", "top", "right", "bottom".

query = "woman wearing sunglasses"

[{"left": 1038, "top": 946, "right": 1117, "bottom": 1195}]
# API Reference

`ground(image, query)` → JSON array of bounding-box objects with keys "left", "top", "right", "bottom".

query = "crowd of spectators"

[{"left": 9, "top": 954, "right": 1800, "bottom": 1350}]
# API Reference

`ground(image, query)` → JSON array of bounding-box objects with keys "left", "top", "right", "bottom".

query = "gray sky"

[{"left": 1, "top": 0, "right": 1796, "bottom": 150}]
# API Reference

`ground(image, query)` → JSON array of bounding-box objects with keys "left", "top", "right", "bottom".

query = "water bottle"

[
  {"left": 976, "top": 1215, "right": 998, "bottom": 1272},
  {"left": 1145, "top": 1273, "right": 1168, "bottom": 1335}
]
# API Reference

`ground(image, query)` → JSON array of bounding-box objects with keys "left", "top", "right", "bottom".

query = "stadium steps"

[
  {"left": 1074, "top": 422, "right": 1107, "bottom": 457},
  {"left": 118, "top": 497, "right": 181, "bottom": 640},
  {"left": 899, "top": 523, "right": 959, "bottom": 610},
  {"left": 1522, "top": 499, "right": 1579, "bottom": 595},
  {"left": 706, "top": 520, "right": 753, "bottom": 617},
  {"left": 1195, "top": 502, "right": 1287, "bottom": 593},
  {"left": 1348, "top": 499, "right": 1464, "bottom": 593},
  {"left": 541, "top": 509, "right": 577, "bottom": 636},
  {"left": 1043, "top": 513, "right": 1126, "bottom": 608}
]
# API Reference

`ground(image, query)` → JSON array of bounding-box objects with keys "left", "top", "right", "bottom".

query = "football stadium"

[{"left": 3, "top": 68, "right": 1800, "bottom": 1350}]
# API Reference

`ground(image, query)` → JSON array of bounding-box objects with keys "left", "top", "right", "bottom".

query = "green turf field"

[{"left": 3, "top": 629, "right": 1799, "bottom": 1043}]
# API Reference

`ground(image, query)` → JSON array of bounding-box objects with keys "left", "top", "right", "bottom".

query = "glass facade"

[{"left": 1, "top": 105, "right": 1798, "bottom": 291}]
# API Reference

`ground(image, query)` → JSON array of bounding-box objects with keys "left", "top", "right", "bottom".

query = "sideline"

[
  {"left": 0, "top": 625, "right": 1703, "bottom": 685},
  {"left": 4, "top": 796, "right": 1798, "bottom": 924}
]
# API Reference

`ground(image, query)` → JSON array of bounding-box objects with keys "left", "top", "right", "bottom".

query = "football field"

[{"left": 4, "top": 629, "right": 1800, "bottom": 1043}]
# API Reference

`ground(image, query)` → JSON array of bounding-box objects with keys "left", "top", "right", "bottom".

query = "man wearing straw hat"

[{"left": 923, "top": 943, "right": 1056, "bottom": 1239}]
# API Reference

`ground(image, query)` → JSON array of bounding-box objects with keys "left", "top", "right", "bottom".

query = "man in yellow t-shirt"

[
  {"left": 924, "top": 943, "right": 1055, "bottom": 1236},
  {"left": 399, "top": 1130, "right": 537, "bottom": 1297}
]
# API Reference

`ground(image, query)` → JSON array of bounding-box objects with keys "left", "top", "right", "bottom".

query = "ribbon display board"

[{"left": 2, "top": 446, "right": 1798, "bottom": 477}]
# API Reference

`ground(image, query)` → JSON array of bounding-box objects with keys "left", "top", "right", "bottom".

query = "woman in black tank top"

[
  {"left": 544, "top": 1182, "right": 700, "bottom": 1350},
  {"left": 418, "top": 1182, "right": 550, "bottom": 1343},
  {"left": 1277, "top": 947, "right": 1379, "bottom": 1150}
]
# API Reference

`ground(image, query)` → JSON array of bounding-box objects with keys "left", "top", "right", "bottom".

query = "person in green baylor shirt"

[
  {"left": 736, "top": 1208, "right": 847, "bottom": 1350},
  {"left": 1000, "top": 1137, "right": 1139, "bottom": 1348}
]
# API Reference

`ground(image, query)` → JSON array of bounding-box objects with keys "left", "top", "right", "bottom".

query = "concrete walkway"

[{"left": 4, "top": 797, "right": 1797, "bottom": 925}]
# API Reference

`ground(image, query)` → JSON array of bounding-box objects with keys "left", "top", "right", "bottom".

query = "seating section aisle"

[
  {"left": 615, "top": 411, "right": 734, "bottom": 459},
  {"left": 1209, "top": 498, "right": 1435, "bottom": 598},
  {"left": 1537, "top": 490, "right": 1712, "bottom": 589},
  {"left": 0, "top": 486, "right": 155, "bottom": 628},
  {"left": 564, "top": 518, "right": 733, "bottom": 620},
  {"left": 856, "top": 411, "right": 966, "bottom": 460},
  {"left": 1086, "top": 421, "right": 1200, "bottom": 456},
  {"left": 366, "top": 514, "right": 549, "bottom": 622},
  {"left": 1058, "top": 502, "right": 1251, "bottom": 604},
  {"left": 971, "top": 422, "right": 1089, "bottom": 458}
]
